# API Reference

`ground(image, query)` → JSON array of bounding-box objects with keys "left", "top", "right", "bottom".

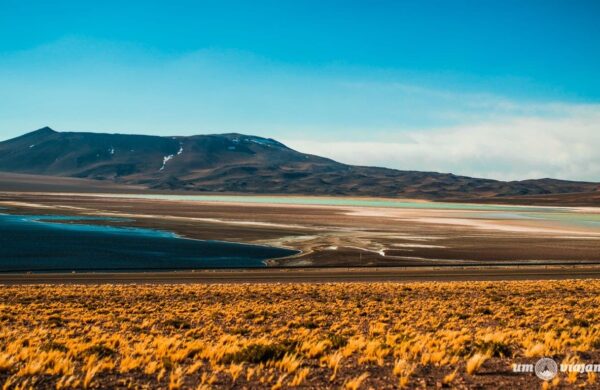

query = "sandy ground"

[{"left": 1, "top": 191, "right": 599, "bottom": 267}]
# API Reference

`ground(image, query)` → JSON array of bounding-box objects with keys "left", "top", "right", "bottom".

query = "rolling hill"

[{"left": 0, "top": 127, "right": 597, "bottom": 200}]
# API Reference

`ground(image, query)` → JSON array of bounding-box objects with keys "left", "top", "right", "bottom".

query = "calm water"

[
  {"left": 99, "top": 194, "right": 554, "bottom": 211},
  {"left": 0, "top": 213, "right": 297, "bottom": 272}
]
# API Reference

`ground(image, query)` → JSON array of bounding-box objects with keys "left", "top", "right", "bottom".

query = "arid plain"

[
  {"left": 1, "top": 181, "right": 600, "bottom": 389},
  {"left": 2, "top": 281, "right": 600, "bottom": 389}
]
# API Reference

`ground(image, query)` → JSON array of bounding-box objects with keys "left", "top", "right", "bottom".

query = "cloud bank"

[{"left": 284, "top": 106, "right": 600, "bottom": 181}]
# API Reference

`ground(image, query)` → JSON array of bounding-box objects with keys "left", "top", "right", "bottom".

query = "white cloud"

[{"left": 283, "top": 106, "right": 600, "bottom": 181}]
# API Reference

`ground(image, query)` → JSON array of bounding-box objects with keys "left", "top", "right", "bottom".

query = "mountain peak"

[
  {"left": 30, "top": 126, "right": 57, "bottom": 136},
  {"left": 7, "top": 127, "right": 58, "bottom": 142}
]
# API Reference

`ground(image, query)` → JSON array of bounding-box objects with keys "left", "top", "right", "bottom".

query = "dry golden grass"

[{"left": 0, "top": 280, "right": 599, "bottom": 389}]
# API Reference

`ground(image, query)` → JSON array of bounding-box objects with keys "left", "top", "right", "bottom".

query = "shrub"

[{"left": 221, "top": 343, "right": 292, "bottom": 364}]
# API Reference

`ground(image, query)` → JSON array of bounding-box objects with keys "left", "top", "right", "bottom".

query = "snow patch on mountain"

[
  {"left": 159, "top": 155, "right": 174, "bottom": 171},
  {"left": 244, "top": 136, "right": 282, "bottom": 147}
]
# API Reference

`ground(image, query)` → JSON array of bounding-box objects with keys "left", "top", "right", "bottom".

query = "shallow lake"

[
  {"left": 98, "top": 194, "right": 553, "bottom": 211},
  {"left": 95, "top": 194, "right": 600, "bottom": 230},
  {"left": 0, "top": 213, "right": 297, "bottom": 272}
]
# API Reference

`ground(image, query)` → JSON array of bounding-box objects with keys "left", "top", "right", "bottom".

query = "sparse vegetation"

[{"left": 0, "top": 280, "right": 599, "bottom": 388}]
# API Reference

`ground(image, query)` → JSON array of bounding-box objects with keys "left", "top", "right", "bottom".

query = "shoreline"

[{"left": 2, "top": 190, "right": 592, "bottom": 211}]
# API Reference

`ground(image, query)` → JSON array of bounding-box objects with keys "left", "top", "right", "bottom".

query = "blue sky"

[{"left": 1, "top": 0, "right": 599, "bottom": 180}]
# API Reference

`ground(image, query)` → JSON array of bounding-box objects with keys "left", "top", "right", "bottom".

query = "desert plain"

[{"left": 1, "top": 178, "right": 600, "bottom": 389}]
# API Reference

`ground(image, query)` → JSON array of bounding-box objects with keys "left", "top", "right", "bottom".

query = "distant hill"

[{"left": 0, "top": 127, "right": 598, "bottom": 200}]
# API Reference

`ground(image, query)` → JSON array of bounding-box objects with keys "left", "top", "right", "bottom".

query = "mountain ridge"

[{"left": 0, "top": 127, "right": 597, "bottom": 200}]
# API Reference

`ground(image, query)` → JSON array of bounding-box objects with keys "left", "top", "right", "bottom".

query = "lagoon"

[{"left": 0, "top": 213, "right": 297, "bottom": 272}]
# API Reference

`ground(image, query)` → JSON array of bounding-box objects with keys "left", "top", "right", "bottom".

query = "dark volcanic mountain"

[{"left": 0, "top": 127, "right": 598, "bottom": 200}]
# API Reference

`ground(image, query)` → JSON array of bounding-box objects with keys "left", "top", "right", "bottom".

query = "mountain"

[{"left": 0, "top": 127, "right": 598, "bottom": 200}]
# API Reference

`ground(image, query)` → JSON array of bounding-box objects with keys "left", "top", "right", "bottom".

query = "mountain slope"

[{"left": 0, "top": 127, "right": 597, "bottom": 199}]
